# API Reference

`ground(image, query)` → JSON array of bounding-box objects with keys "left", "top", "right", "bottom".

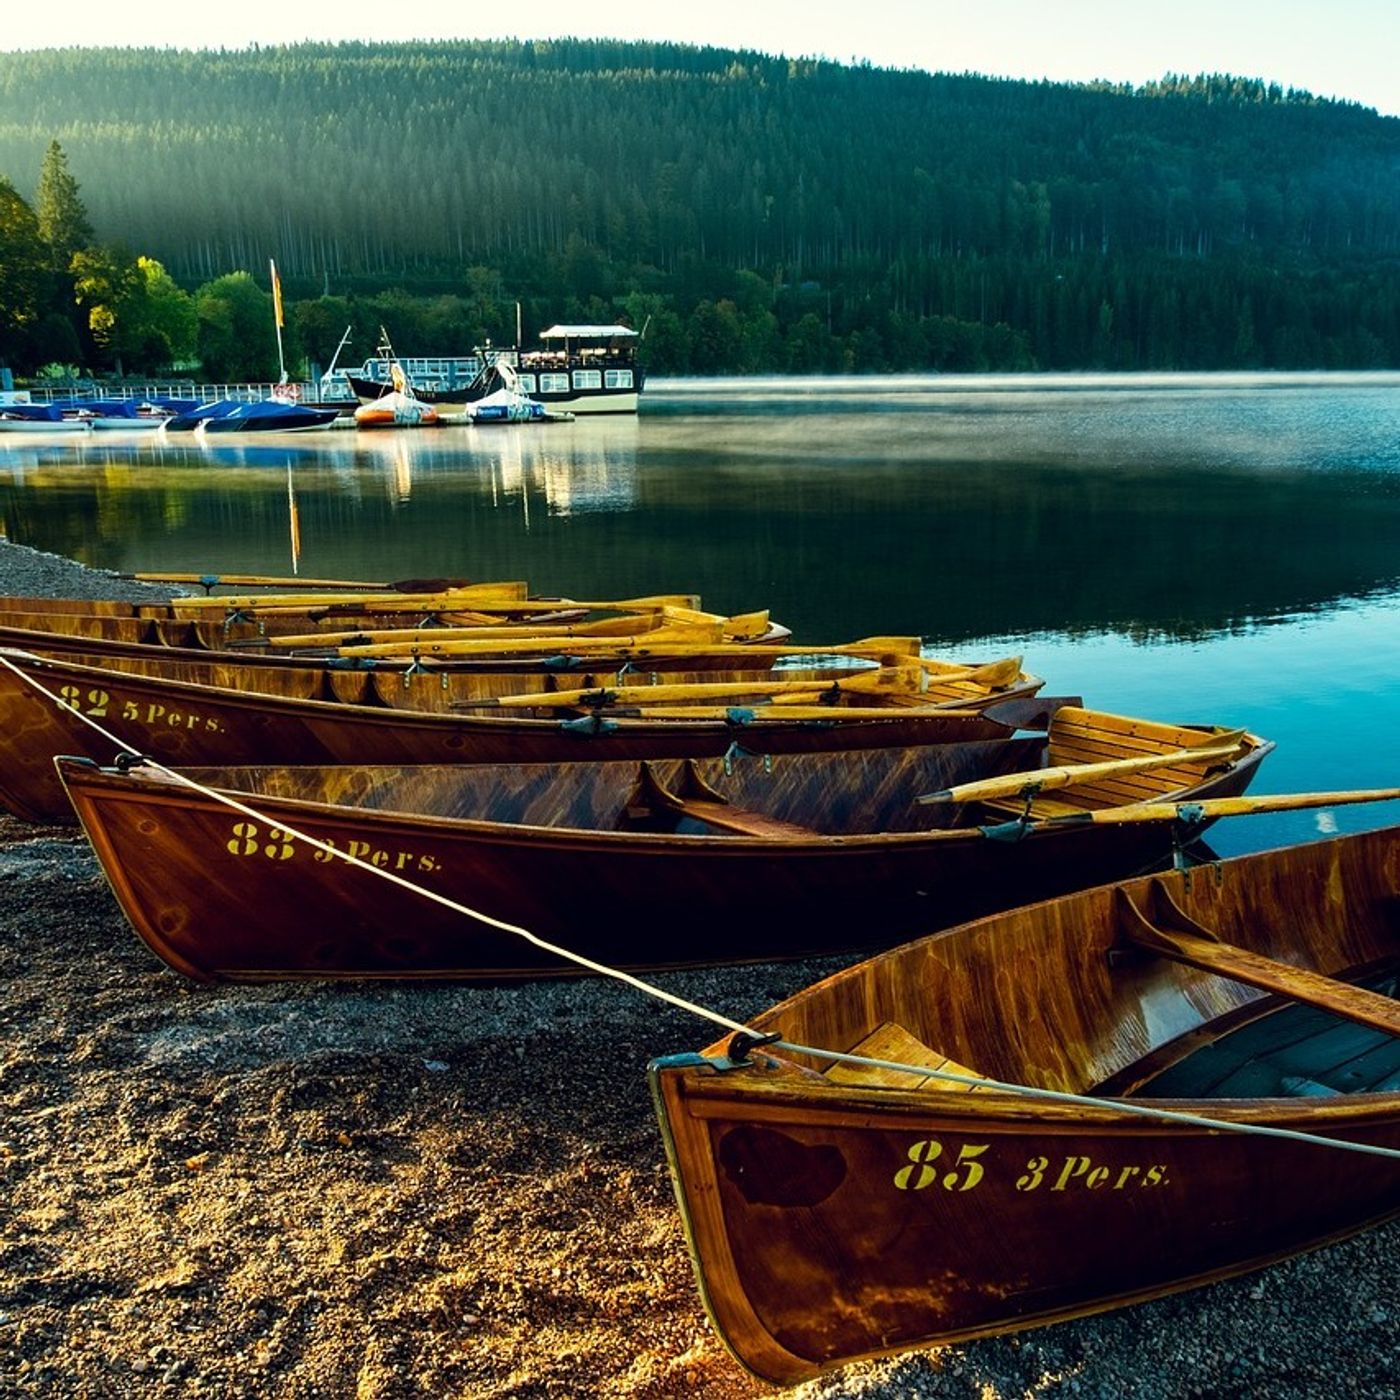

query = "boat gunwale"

[
  {"left": 52, "top": 734, "right": 1272, "bottom": 853},
  {"left": 3, "top": 648, "right": 1051, "bottom": 746},
  {"left": 657, "top": 1042, "right": 1400, "bottom": 1123}
]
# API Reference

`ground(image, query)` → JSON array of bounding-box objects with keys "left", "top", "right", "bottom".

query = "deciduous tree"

[{"left": 0, "top": 177, "right": 47, "bottom": 367}]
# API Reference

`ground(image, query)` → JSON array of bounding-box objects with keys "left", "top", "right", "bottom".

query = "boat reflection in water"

[
  {"left": 3, "top": 415, "right": 643, "bottom": 521},
  {"left": 315, "top": 415, "right": 643, "bottom": 518},
  {"left": 477, "top": 419, "right": 640, "bottom": 519}
]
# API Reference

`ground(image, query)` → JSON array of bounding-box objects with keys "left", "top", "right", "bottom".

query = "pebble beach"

[{"left": 0, "top": 540, "right": 1394, "bottom": 1398}]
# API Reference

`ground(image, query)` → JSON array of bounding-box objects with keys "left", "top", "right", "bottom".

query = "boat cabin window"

[
  {"left": 355, "top": 355, "right": 483, "bottom": 384},
  {"left": 572, "top": 370, "right": 603, "bottom": 390},
  {"left": 604, "top": 370, "right": 634, "bottom": 390},
  {"left": 539, "top": 373, "right": 570, "bottom": 394},
  {"left": 516, "top": 374, "right": 537, "bottom": 393}
]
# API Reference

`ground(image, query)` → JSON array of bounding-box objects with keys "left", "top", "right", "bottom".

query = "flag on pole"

[{"left": 270, "top": 258, "right": 285, "bottom": 329}]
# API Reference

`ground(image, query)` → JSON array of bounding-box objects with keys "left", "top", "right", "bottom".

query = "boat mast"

[
  {"left": 270, "top": 258, "right": 288, "bottom": 385},
  {"left": 325, "top": 325, "right": 352, "bottom": 379}
]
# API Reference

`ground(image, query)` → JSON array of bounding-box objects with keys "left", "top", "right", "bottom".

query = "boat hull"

[
  {"left": 0, "top": 649, "right": 1043, "bottom": 823},
  {"left": 650, "top": 824, "right": 1400, "bottom": 1382},
  {"left": 653, "top": 1063, "right": 1399, "bottom": 1383},
  {"left": 197, "top": 406, "right": 337, "bottom": 433},
  {"left": 345, "top": 372, "right": 474, "bottom": 407},
  {"left": 0, "top": 418, "right": 92, "bottom": 433},
  {"left": 55, "top": 733, "right": 1265, "bottom": 980}
]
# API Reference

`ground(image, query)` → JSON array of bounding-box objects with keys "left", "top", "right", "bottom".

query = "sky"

[{"left": 3, "top": 0, "right": 1397, "bottom": 116}]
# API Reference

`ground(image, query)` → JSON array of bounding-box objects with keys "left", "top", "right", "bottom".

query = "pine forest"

[{"left": 0, "top": 40, "right": 1397, "bottom": 380}]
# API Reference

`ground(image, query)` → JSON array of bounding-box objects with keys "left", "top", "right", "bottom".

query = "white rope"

[
  {"left": 773, "top": 1043, "right": 1400, "bottom": 1162},
  {"left": 0, "top": 650, "right": 751, "bottom": 1036},
  {"left": 5, "top": 646, "right": 1399, "bottom": 1163}
]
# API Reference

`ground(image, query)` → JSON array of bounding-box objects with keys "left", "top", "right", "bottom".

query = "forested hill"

[{"left": 1, "top": 40, "right": 1398, "bottom": 374}]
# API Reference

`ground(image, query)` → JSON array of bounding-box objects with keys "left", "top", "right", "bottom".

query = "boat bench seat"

[
  {"left": 667, "top": 796, "right": 816, "bottom": 838},
  {"left": 979, "top": 705, "right": 1246, "bottom": 821},
  {"left": 825, "top": 1021, "right": 987, "bottom": 1091},
  {"left": 620, "top": 759, "right": 818, "bottom": 838}
]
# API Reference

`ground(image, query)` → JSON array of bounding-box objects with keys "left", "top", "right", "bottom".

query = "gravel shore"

[{"left": 0, "top": 540, "right": 1393, "bottom": 1398}]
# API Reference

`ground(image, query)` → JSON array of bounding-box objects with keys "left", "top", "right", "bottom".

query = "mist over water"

[{"left": 2, "top": 372, "right": 1398, "bottom": 854}]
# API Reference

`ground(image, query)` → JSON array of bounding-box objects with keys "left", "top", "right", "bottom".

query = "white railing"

[{"left": 26, "top": 381, "right": 321, "bottom": 405}]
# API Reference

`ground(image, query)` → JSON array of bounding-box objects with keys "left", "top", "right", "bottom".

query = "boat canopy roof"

[{"left": 538, "top": 325, "right": 637, "bottom": 340}]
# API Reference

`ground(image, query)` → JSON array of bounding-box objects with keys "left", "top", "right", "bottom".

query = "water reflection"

[{"left": 0, "top": 377, "right": 1396, "bottom": 646}]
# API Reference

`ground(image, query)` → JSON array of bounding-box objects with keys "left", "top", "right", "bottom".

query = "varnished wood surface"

[
  {"left": 53, "top": 705, "right": 1266, "bottom": 981},
  {"left": 0, "top": 612, "right": 908, "bottom": 677},
  {"left": 650, "top": 824, "right": 1400, "bottom": 1383},
  {"left": 0, "top": 651, "right": 1052, "bottom": 823}
]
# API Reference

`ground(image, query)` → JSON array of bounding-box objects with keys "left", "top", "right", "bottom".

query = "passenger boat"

[
  {"left": 0, "top": 645, "right": 1046, "bottom": 823},
  {"left": 485, "top": 326, "right": 643, "bottom": 415},
  {"left": 53, "top": 705, "right": 1269, "bottom": 979},
  {"left": 650, "top": 822, "right": 1400, "bottom": 1384},
  {"left": 347, "top": 324, "right": 643, "bottom": 415}
]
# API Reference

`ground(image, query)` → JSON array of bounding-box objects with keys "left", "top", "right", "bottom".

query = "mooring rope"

[
  {"left": 770, "top": 1042, "right": 1400, "bottom": 1158},
  {"left": 3, "top": 647, "right": 1398, "bottom": 1163},
  {"left": 0, "top": 650, "right": 754, "bottom": 1035}
]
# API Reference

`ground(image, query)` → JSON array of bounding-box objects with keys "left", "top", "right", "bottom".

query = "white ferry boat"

[{"left": 342, "top": 325, "right": 643, "bottom": 415}]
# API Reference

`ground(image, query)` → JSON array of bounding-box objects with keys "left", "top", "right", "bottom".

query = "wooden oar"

[
  {"left": 126, "top": 571, "right": 395, "bottom": 590},
  {"left": 267, "top": 607, "right": 768, "bottom": 652},
  {"left": 613, "top": 704, "right": 986, "bottom": 721},
  {"left": 416, "top": 605, "right": 765, "bottom": 637},
  {"left": 915, "top": 655, "right": 1024, "bottom": 689},
  {"left": 253, "top": 594, "right": 710, "bottom": 631},
  {"left": 765, "top": 657, "right": 1022, "bottom": 705},
  {"left": 469, "top": 659, "right": 1014, "bottom": 711},
  {"left": 167, "top": 582, "right": 532, "bottom": 612},
  {"left": 336, "top": 634, "right": 927, "bottom": 662},
  {"left": 1039, "top": 787, "right": 1400, "bottom": 827},
  {"left": 916, "top": 735, "right": 1248, "bottom": 805},
  {"left": 126, "top": 571, "right": 499, "bottom": 593},
  {"left": 268, "top": 612, "right": 672, "bottom": 651},
  {"left": 337, "top": 624, "right": 736, "bottom": 658},
  {"left": 378, "top": 593, "right": 705, "bottom": 616},
  {"left": 470, "top": 666, "right": 917, "bottom": 710}
]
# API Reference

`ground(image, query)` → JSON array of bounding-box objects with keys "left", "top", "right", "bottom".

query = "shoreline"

[{"left": 0, "top": 540, "right": 1394, "bottom": 1398}]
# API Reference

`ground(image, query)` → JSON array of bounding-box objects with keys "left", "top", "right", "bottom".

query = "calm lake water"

[{"left": 2, "top": 371, "right": 1398, "bottom": 858}]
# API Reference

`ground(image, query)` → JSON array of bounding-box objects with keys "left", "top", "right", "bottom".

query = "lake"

[{"left": 2, "top": 371, "right": 1398, "bottom": 858}]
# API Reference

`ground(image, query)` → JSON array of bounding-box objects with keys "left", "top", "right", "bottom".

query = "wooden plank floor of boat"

[{"left": 1134, "top": 971, "right": 1400, "bottom": 1099}]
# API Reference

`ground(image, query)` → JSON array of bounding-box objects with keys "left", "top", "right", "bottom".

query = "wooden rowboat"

[
  {"left": 0, "top": 588, "right": 737, "bottom": 652},
  {"left": 0, "top": 647, "right": 1048, "bottom": 823},
  {"left": 650, "top": 822, "right": 1400, "bottom": 1384},
  {"left": 54, "top": 706, "right": 1268, "bottom": 980}
]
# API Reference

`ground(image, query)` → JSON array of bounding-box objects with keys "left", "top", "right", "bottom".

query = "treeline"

[{"left": 0, "top": 41, "right": 1398, "bottom": 377}]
